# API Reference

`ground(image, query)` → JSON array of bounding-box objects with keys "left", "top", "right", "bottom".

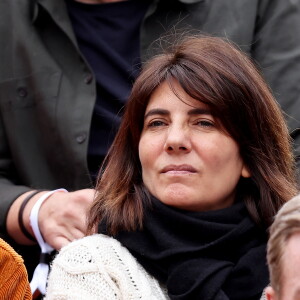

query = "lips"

[{"left": 161, "top": 164, "right": 197, "bottom": 173}]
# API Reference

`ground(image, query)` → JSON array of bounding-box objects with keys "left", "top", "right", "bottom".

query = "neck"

[{"left": 74, "top": 0, "right": 127, "bottom": 3}]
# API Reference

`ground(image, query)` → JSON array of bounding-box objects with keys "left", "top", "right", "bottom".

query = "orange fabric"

[{"left": 0, "top": 238, "right": 32, "bottom": 300}]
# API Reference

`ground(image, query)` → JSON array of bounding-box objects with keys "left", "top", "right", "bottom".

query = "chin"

[{"left": 159, "top": 192, "right": 196, "bottom": 210}]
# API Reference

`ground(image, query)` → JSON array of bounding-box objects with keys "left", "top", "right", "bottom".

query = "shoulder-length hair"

[{"left": 88, "top": 36, "right": 297, "bottom": 235}]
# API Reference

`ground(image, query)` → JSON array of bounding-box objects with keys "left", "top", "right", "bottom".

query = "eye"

[
  {"left": 195, "top": 119, "right": 214, "bottom": 128},
  {"left": 147, "top": 120, "right": 167, "bottom": 128}
]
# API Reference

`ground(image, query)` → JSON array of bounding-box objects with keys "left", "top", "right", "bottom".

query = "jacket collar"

[
  {"left": 31, "top": 0, "right": 67, "bottom": 22},
  {"left": 30, "top": 0, "right": 204, "bottom": 38},
  {"left": 31, "top": 0, "right": 78, "bottom": 48},
  {"left": 31, "top": 0, "right": 204, "bottom": 22}
]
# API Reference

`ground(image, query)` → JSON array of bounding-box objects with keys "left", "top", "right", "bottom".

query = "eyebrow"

[
  {"left": 188, "top": 108, "right": 211, "bottom": 116},
  {"left": 144, "top": 108, "right": 211, "bottom": 119},
  {"left": 144, "top": 109, "right": 169, "bottom": 119}
]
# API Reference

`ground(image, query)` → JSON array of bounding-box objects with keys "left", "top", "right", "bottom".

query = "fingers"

[
  {"left": 49, "top": 227, "right": 86, "bottom": 250},
  {"left": 37, "top": 189, "right": 95, "bottom": 250},
  {"left": 51, "top": 236, "right": 70, "bottom": 250}
]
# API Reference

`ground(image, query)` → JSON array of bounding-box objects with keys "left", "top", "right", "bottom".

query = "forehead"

[
  {"left": 280, "top": 233, "right": 300, "bottom": 299},
  {"left": 146, "top": 81, "right": 208, "bottom": 112}
]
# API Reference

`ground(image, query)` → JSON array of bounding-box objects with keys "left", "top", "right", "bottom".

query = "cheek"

[
  {"left": 139, "top": 134, "right": 164, "bottom": 165},
  {"left": 198, "top": 137, "right": 242, "bottom": 170},
  {"left": 138, "top": 136, "right": 156, "bottom": 174},
  {"left": 138, "top": 138, "right": 156, "bottom": 192}
]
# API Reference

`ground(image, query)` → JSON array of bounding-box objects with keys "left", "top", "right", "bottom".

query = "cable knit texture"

[
  {"left": 45, "top": 234, "right": 168, "bottom": 300},
  {"left": 0, "top": 238, "right": 32, "bottom": 300}
]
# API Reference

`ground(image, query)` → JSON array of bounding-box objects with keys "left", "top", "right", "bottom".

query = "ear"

[
  {"left": 265, "top": 286, "right": 276, "bottom": 300},
  {"left": 241, "top": 165, "right": 251, "bottom": 178}
]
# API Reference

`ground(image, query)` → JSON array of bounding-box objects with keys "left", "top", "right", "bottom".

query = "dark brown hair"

[{"left": 88, "top": 36, "right": 297, "bottom": 235}]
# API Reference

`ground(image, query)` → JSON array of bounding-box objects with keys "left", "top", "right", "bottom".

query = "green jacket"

[{"left": 1, "top": 0, "right": 300, "bottom": 272}]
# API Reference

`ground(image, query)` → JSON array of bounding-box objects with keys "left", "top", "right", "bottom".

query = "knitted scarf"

[{"left": 110, "top": 197, "right": 269, "bottom": 300}]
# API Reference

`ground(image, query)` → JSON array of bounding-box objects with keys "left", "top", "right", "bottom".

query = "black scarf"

[{"left": 101, "top": 197, "right": 269, "bottom": 300}]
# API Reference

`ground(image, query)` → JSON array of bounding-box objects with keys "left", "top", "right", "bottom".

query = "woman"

[{"left": 45, "top": 36, "right": 298, "bottom": 300}]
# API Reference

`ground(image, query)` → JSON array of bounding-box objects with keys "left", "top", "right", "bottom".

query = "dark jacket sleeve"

[
  {"left": 254, "top": 0, "right": 300, "bottom": 155},
  {"left": 0, "top": 114, "right": 31, "bottom": 233},
  {"left": 0, "top": 0, "right": 95, "bottom": 234}
]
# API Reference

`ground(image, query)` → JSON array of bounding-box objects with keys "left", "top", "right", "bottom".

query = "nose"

[{"left": 164, "top": 125, "right": 192, "bottom": 153}]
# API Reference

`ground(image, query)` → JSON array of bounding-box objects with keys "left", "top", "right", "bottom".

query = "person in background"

[
  {"left": 45, "top": 36, "right": 297, "bottom": 300},
  {"left": 0, "top": 238, "right": 32, "bottom": 300},
  {"left": 0, "top": 0, "right": 299, "bottom": 293},
  {"left": 265, "top": 194, "right": 300, "bottom": 300}
]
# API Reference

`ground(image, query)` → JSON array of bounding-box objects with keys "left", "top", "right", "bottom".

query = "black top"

[{"left": 66, "top": 0, "right": 151, "bottom": 181}]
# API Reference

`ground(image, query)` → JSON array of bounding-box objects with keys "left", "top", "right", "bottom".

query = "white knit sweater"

[{"left": 45, "top": 234, "right": 169, "bottom": 300}]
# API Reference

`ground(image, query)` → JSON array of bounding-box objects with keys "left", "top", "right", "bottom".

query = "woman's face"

[{"left": 138, "top": 81, "right": 250, "bottom": 211}]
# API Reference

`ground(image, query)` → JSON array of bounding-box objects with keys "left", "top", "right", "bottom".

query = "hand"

[{"left": 38, "top": 189, "right": 96, "bottom": 250}]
